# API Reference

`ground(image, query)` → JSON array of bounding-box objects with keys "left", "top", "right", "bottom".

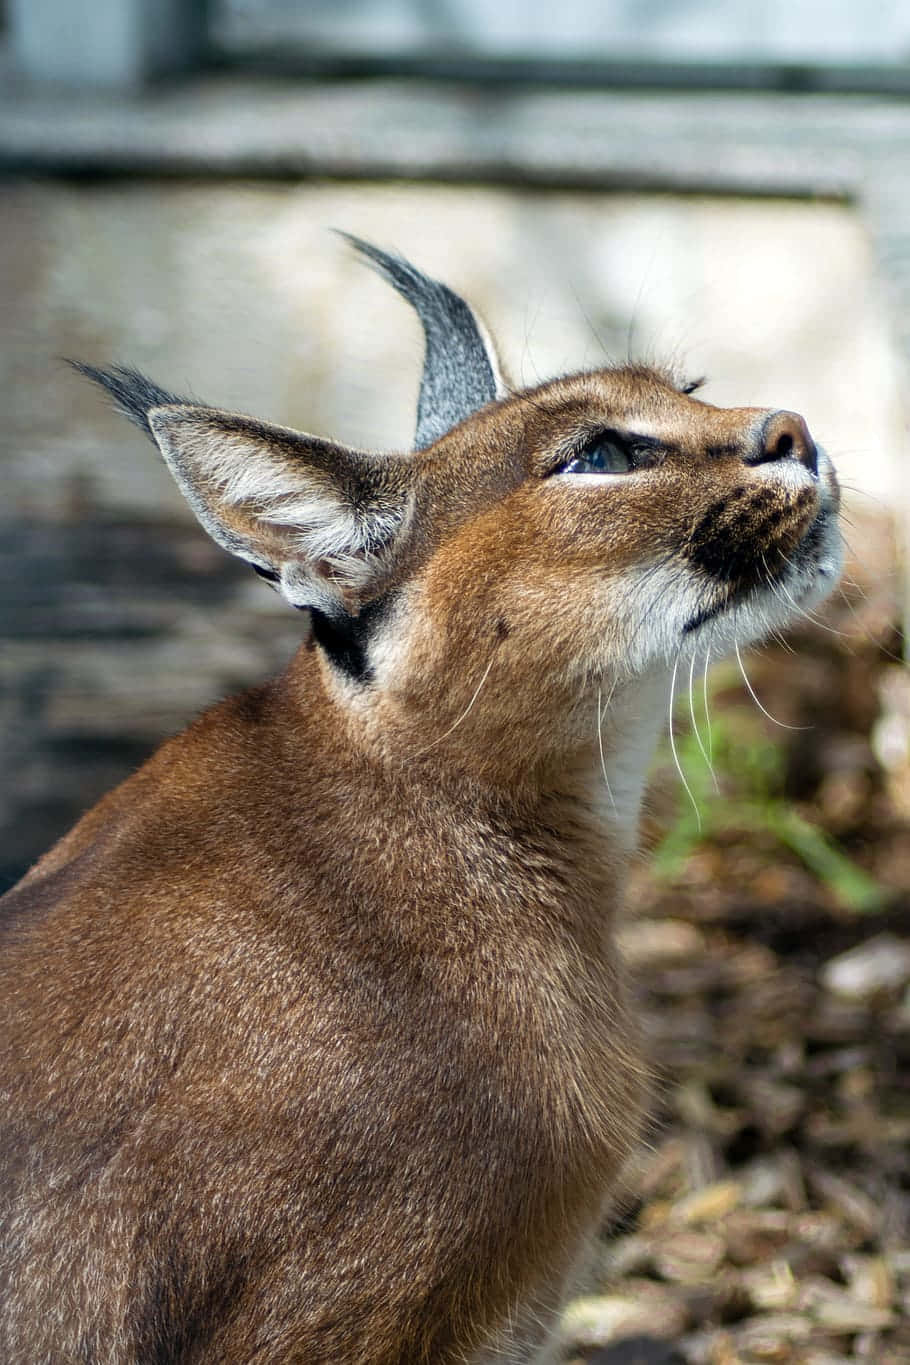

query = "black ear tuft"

[
  {"left": 68, "top": 361, "right": 194, "bottom": 439},
  {"left": 337, "top": 232, "right": 499, "bottom": 449}
]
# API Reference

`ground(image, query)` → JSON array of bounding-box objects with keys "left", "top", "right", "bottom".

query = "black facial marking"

[
  {"left": 250, "top": 563, "right": 280, "bottom": 584},
  {"left": 705, "top": 443, "right": 741, "bottom": 461},
  {"left": 794, "top": 507, "right": 828, "bottom": 560},
  {"left": 496, "top": 617, "right": 511, "bottom": 641},
  {"left": 685, "top": 485, "right": 815, "bottom": 592},
  {"left": 682, "top": 601, "right": 727, "bottom": 634},
  {"left": 309, "top": 596, "right": 390, "bottom": 684}
]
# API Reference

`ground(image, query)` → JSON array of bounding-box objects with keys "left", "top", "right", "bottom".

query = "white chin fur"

[
  {"left": 682, "top": 445, "right": 842, "bottom": 656},
  {"left": 687, "top": 508, "right": 841, "bottom": 658},
  {"left": 607, "top": 483, "right": 841, "bottom": 674}
]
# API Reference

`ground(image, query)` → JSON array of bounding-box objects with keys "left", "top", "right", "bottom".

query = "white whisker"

[
  {"left": 701, "top": 640, "right": 714, "bottom": 766},
  {"left": 596, "top": 684, "right": 617, "bottom": 811},
  {"left": 688, "top": 647, "right": 719, "bottom": 793},
  {"left": 735, "top": 641, "right": 808, "bottom": 731},
  {"left": 687, "top": 650, "right": 711, "bottom": 774},
  {"left": 411, "top": 652, "right": 497, "bottom": 757},
  {"left": 761, "top": 551, "right": 851, "bottom": 642},
  {"left": 774, "top": 575, "right": 851, "bottom": 640},
  {"left": 669, "top": 650, "right": 701, "bottom": 828}
]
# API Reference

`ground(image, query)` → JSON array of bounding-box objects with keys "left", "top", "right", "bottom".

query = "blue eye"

[{"left": 560, "top": 438, "right": 633, "bottom": 475}]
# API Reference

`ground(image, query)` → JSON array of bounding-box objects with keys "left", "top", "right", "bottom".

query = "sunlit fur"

[{"left": 0, "top": 254, "right": 840, "bottom": 1364}]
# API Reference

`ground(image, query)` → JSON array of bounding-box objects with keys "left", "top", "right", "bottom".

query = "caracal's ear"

[
  {"left": 72, "top": 363, "right": 414, "bottom": 615},
  {"left": 338, "top": 233, "right": 508, "bottom": 449}
]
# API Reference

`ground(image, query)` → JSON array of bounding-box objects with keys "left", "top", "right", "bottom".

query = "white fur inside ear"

[
  {"left": 148, "top": 407, "right": 413, "bottom": 603},
  {"left": 200, "top": 439, "right": 368, "bottom": 560},
  {"left": 262, "top": 496, "right": 363, "bottom": 556},
  {"left": 203, "top": 436, "right": 410, "bottom": 568},
  {"left": 265, "top": 493, "right": 412, "bottom": 578},
  {"left": 216, "top": 453, "right": 306, "bottom": 508}
]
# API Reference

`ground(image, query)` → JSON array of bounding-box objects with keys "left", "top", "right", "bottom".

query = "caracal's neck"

[
  {"left": 295, "top": 645, "right": 671, "bottom": 859},
  {"left": 569, "top": 667, "right": 671, "bottom": 856}
]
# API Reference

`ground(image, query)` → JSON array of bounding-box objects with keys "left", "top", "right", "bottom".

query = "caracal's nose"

[{"left": 748, "top": 410, "right": 818, "bottom": 476}]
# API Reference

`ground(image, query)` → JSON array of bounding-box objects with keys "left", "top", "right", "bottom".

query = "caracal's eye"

[{"left": 560, "top": 437, "right": 633, "bottom": 476}]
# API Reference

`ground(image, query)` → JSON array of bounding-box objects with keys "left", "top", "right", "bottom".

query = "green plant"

[{"left": 652, "top": 672, "right": 885, "bottom": 914}]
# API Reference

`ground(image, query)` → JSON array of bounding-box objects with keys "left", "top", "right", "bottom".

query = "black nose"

[{"left": 749, "top": 410, "right": 817, "bottom": 475}]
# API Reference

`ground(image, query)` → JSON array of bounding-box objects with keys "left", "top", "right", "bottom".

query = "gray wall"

[{"left": 215, "top": 0, "right": 910, "bottom": 61}]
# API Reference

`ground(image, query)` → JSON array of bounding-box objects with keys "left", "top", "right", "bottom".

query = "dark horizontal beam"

[{"left": 208, "top": 48, "right": 910, "bottom": 98}]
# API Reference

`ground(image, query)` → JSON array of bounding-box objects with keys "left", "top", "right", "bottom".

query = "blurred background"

[{"left": 1, "top": 3, "right": 909, "bottom": 1361}]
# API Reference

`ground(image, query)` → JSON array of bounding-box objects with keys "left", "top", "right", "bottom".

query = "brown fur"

[{"left": 0, "top": 310, "right": 839, "bottom": 1361}]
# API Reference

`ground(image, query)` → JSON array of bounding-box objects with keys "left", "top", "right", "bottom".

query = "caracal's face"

[{"left": 390, "top": 366, "right": 840, "bottom": 712}]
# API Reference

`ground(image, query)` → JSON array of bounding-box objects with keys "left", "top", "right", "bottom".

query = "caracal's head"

[{"left": 74, "top": 237, "right": 841, "bottom": 780}]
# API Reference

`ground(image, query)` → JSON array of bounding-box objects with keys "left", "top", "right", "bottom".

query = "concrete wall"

[
  {"left": 215, "top": 0, "right": 910, "bottom": 62},
  {"left": 8, "top": 0, "right": 205, "bottom": 87},
  {"left": 5, "top": 181, "right": 901, "bottom": 511}
]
